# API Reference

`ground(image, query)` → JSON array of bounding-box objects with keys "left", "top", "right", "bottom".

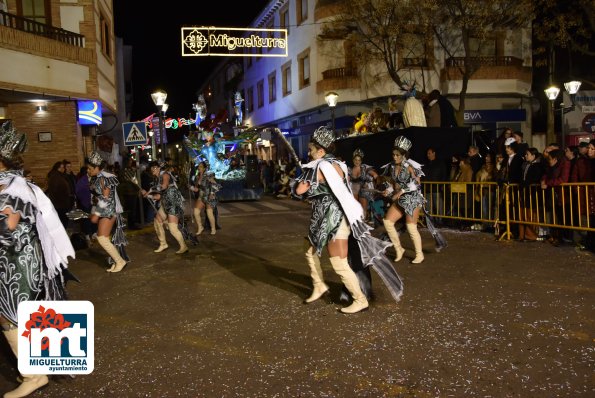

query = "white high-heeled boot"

[
  {"left": 3, "top": 328, "right": 49, "bottom": 398},
  {"left": 96, "top": 236, "right": 127, "bottom": 272},
  {"left": 406, "top": 223, "right": 424, "bottom": 263},
  {"left": 193, "top": 208, "right": 204, "bottom": 235},
  {"left": 329, "top": 256, "right": 369, "bottom": 314},
  {"left": 304, "top": 246, "right": 329, "bottom": 303},
  {"left": 206, "top": 208, "right": 216, "bottom": 235},
  {"left": 153, "top": 220, "right": 168, "bottom": 253},
  {"left": 168, "top": 223, "right": 188, "bottom": 254},
  {"left": 383, "top": 219, "right": 405, "bottom": 262}
]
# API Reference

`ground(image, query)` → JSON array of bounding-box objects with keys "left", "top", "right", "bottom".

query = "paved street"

[{"left": 0, "top": 195, "right": 593, "bottom": 397}]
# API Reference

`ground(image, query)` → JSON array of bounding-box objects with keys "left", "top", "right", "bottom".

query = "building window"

[
  {"left": 280, "top": 7, "right": 289, "bottom": 35},
  {"left": 257, "top": 80, "right": 264, "bottom": 108},
  {"left": 99, "top": 10, "right": 112, "bottom": 60},
  {"left": 17, "top": 0, "right": 50, "bottom": 24},
  {"left": 469, "top": 36, "right": 497, "bottom": 57},
  {"left": 247, "top": 86, "right": 254, "bottom": 113},
  {"left": 296, "top": 0, "right": 307, "bottom": 25},
  {"left": 268, "top": 71, "right": 277, "bottom": 103},
  {"left": 282, "top": 62, "right": 292, "bottom": 96},
  {"left": 298, "top": 49, "right": 310, "bottom": 89}
]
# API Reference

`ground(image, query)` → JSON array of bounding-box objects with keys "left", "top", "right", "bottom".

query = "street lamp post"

[
  {"left": 151, "top": 90, "right": 167, "bottom": 161},
  {"left": 544, "top": 80, "right": 582, "bottom": 148},
  {"left": 148, "top": 130, "right": 156, "bottom": 160},
  {"left": 544, "top": 86, "right": 560, "bottom": 145},
  {"left": 325, "top": 92, "right": 339, "bottom": 134}
]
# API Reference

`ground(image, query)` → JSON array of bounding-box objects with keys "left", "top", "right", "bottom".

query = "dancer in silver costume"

[
  {"left": 293, "top": 127, "right": 404, "bottom": 314},
  {"left": 191, "top": 161, "right": 221, "bottom": 236},
  {"left": 88, "top": 151, "right": 130, "bottom": 272},
  {"left": 0, "top": 121, "right": 75, "bottom": 397},
  {"left": 382, "top": 136, "right": 426, "bottom": 264},
  {"left": 142, "top": 161, "right": 190, "bottom": 254},
  {"left": 348, "top": 148, "right": 378, "bottom": 223}
]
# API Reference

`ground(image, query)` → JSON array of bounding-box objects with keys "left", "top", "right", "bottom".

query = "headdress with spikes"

[
  {"left": 393, "top": 136, "right": 412, "bottom": 151},
  {"left": 88, "top": 151, "right": 104, "bottom": 167},
  {"left": 312, "top": 126, "right": 335, "bottom": 150},
  {"left": 353, "top": 148, "right": 364, "bottom": 159},
  {"left": 0, "top": 121, "right": 27, "bottom": 162}
]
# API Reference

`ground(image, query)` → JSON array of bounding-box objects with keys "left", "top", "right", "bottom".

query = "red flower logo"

[{"left": 21, "top": 305, "right": 72, "bottom": 350}]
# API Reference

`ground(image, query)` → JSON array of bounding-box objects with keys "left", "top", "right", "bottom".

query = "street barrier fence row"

[{"left": 421, "top": 181, "right": 595, "bottom": 240}]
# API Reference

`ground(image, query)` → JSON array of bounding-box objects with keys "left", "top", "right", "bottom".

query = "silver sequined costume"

[
  {"left": 349, "top": 164, "right": 376, "bottom": 202},
  {"left": 386, "top": 161, "right": 425, "bottom": 216}
]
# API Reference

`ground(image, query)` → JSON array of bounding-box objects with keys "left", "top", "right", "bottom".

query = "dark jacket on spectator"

[
  {"left": 46, "top": 170, "right": 72, "bottom": 210},
  {"left": 423, "top": 159, "right": 448, "bottom": 182},
  {"left": 503, "top": 154, "right": 523, "bottom": 184}
]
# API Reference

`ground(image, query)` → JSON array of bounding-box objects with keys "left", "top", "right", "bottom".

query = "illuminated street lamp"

[
  {"left": 544, "top": 80, "right": 582, "bottom": 147},
  {"left": 151, "top": 90, "right": 167, "bottom": 160},
  {"left": 324, "top": 92, "right": 339, "bottom": 133}
]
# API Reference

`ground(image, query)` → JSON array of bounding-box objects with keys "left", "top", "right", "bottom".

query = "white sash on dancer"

[{"left": 2, "top": 174, "right": 75, "bottom": 279}]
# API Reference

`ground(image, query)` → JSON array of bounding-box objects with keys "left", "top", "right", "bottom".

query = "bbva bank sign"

[{"left": 463, "top": 109, "right": 526, "bottom": 123}]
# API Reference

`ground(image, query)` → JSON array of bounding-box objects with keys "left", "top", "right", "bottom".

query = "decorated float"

[{"left": 182, "top": 94, "right": 263, "bottom": 201}]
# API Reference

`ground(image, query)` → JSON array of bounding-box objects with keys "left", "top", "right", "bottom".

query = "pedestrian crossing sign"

[{"left": 122, "top": 122, "right": 148, "bottom": 146}]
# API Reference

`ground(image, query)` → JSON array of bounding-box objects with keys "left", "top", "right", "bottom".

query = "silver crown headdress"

[
  {"left": 312, "top": 126, "right": 335, "bottom": 150},
  {"left": 0, "top": 121, "right": 27, "bottom": 161},
  {"left": 353, "top": 148, "right": 364, "bottom": 159},
  {"left": 394, "top": 135, "right": 412, "bottom": 151},
  {"left": 88, "top": 151, "right": 104, "bottom": 167}
]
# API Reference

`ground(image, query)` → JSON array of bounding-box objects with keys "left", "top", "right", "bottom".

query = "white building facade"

[{"left": 200, "top": 0, "right": 534, "bottom": 160}]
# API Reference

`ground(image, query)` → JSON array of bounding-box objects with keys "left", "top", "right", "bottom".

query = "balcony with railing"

[
  {"left": 443, "top": 56, "right": 530, "bottom": 82},
  {"left": 317, "top": 66, "right": 360, "bottom": 93},
  {"left": 0, "top": 10, "right": 84, "bottom": 47},
  {"left": 446, "top": 56, "right": 523, "bottom": 68}
]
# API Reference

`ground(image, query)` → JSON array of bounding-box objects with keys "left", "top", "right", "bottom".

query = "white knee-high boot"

[
  {"left": 206, "top": 208, "right": 216, "bottom": 235},
  {"left": 406, "top": 223, "right": 424, "bottom": 263},
  {"left": 304, "top": 246, "right": 328, "bottom": 303},
  {"left": 329, "top": 256, "right": 369, "bottom": 314},
  {"left": 154, "top": 220, "right": 168, "bottom": 252},
  {"left": 193, "top": 208, "right": 204, "bottom": 235},
  {"left": 383, "top": 219, "right": 405, "bottom": 262},
  {"left": 3, "top": 328, "right": 49, "bottom": 398},
  {"left": 97, "top": 236, "right": 127, "bottom": 272},
  {"left": 168, "top": 223, "right": 188, "bottom": 254}
]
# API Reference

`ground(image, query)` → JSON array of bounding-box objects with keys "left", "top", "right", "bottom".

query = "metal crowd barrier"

[{"left": 421, "top": 181, "right": 595, "bottom": 240}]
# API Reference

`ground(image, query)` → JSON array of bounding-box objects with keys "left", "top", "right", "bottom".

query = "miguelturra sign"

[{"left": 181, "top": 27, "right": 288, "bottom": 57}]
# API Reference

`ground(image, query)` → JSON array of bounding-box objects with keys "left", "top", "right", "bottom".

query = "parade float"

[
  {"left": 183, "top": 129, "right": 263, "bottom": 201},
  {"left": 182, "top": 93, "right": 263, "bottom": 201}
]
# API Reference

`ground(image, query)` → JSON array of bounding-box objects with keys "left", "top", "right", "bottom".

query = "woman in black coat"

[{"left": 518, "top": 148, "right": 545, "bottom": 241}]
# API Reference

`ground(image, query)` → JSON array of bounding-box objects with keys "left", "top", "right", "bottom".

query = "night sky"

[{"left": 113, "top": 1, "right": 270, "bottom": 121}]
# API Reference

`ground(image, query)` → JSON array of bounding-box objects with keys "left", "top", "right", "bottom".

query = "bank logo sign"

[
  {"left": 181, "top": 27, "right": 288, "bottom": 57},
  {"left": 18, "top": 301, "right": 94, "bottom": 375}
]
